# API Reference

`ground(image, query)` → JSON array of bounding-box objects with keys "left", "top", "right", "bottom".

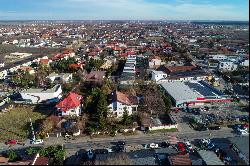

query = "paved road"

[{"left": 0, "top": 126, "right": 237, "bottom": 157}]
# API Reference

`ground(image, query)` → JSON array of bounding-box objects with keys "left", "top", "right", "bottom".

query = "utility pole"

[{"left": 29, "top": 118, "right": 36, "bottom": 142}]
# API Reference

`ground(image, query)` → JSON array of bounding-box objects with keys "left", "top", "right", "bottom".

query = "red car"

[
  {"left": 5, "top": 140, "right": 17, "bottom": 145},
  {"left": 243, "top": 123, "right": 249, "bottom": 129},
  {"left": 177, "top": 142, "right": 186, "bottom": 154}
]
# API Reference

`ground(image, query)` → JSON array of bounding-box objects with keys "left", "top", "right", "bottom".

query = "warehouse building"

[{"left": 160, "top": 80, "right": 231, "bottom": 107}]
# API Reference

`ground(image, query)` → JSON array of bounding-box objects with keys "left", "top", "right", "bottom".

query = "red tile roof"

[
  {"left": 113, "top": 91, "right": 138, "bottom": 105},
  {"left": 33, "top": 157, "right": 49, "bottom": 165},
  {"left": 168, "top": 154, "right": 192, "bottom": 165},
  {"left": 40, "top": 59, "right": 50, "bottom": 65},
  {"left": 166, "top": 65, "right": 196, "bottom": 73},
  {"left": 56, "top": 92, "right": 83, "bottom": 112}
]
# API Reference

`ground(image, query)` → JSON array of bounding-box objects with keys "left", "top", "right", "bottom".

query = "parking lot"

[{"left": 172, "top": 102, "right": 249, "bottom": 133}]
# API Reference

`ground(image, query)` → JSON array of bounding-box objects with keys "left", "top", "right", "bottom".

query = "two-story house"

[
  {"left": 56, "top": 92, "right": 83, "bottom": 117},
  {"left": 108, "top": 91, "right": 139, "bottom": 118}
]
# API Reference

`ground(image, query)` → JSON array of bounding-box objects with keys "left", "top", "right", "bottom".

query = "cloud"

[{"left": 0, "top": 0, "right": 248, "bottom": 20}]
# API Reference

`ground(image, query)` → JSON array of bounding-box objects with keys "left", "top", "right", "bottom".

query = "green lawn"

[{"left": 0, "top": 106, "right": 46, "bottom": 142}]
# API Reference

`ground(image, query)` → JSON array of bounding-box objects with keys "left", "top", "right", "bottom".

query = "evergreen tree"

[
  {"left": 96, "top": 93, "right": 108, "bottom": 129},
  {"left": 121, "top": 107, "right": 132, "bottom": 125}
]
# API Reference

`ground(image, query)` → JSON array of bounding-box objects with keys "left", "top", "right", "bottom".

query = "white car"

[
  {"left": 239, "top": 130, "right": 249, "bottom": 136},
  {"left": 149, "top": 143, "right": 159, "bottom": 149},
  {"left": 31, "top": 139, "right": 43, "bottom": 145},
  {"left": 184, "top": 141, "right": 194, "bottom": 152}
]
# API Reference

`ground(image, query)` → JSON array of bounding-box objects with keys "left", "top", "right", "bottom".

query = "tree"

[
  {"left": 121, "top": 107, "right": 132, "bottom": 126},
  {"left": 96, "top": 93, "right": 109, "bottom": 130},
  {"left": 7, "top": 150, "right": 18, "bottom": 162}
]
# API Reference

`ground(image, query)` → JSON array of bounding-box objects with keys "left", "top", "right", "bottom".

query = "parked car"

[
  {"left": 209, "top": 126, "right": 221, "bottom": 130},
  {"left": 94, "top": 149, "right": 108, "bottom": 154},
  {"left": 177, "top": 142, "right": 186, "bottom": 153},
  {"left": 207, "top": 142, "right": 216, "bottom": 150},
  {"left": 31, "top": 139, "right": 43, "bottom": 145},
  {"left": 149, "top": 143, "right": 159, "bottom": 149},
  {"left": 237, "top": 130, "right": 249, "bottom": 136},
  {"left": 159, "top": 141, "right": 170, "bottom": 148},
  {"left": 117, "top": 141, "right": 126, "bottom": 145},
  {"left": 5, "top": 139, "right": 17, "bottom": 145},
  {"left": 184, "top": 141, "right": 194, "bottom": 153},
  {"left": 106, "top": 148, "right": 114, "bottom": 153}
]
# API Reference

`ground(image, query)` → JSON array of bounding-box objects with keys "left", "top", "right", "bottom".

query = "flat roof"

[
  {"left": 160, "top": 81, "right": 225, "bottom": 102},
  {"left": 197, "top": 150, "right": 224, "bottom": 165},
  {"left": 160, "top": 81, "right": 201, "bottom": 101},
  {"left": 21, "top": 84, "right": 61, "bottom": 94}
]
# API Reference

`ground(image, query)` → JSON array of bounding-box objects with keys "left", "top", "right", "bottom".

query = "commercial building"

[
  {"left": 20, "top": 84, "right": 62, "bottom": 104},
  {"left": 160, "top": 80, "right": 231, "bottom": 107}
]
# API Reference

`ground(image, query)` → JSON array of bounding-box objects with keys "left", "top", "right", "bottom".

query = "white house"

[
  {"left": 151, "top": 70, "right": 168, "bottom": 82},
  {"left": 56, "top": 92, "right": 83, "bottom": 117},
  {"left": 240, "top": 59, "right": 249, "bottom": 67},
  {"left": 108, "top": 91, "right": 138, "bottom": 118},
  {"left": 47, "top": 73, "right": 72, "bottom": 83},
  {"left": 218, "top": 60, "right": 238, "bottom": 71},
  {"left": 0, "top": 70, "right": 7, "bottom": 80},
  {"left": 0, "top": 62, "right": 4, "bottom": 68},
  {"left": 209, "top": 54, "right": 228, "bottom": 61},
  {"left": 149, "top": 56, "right": 162, "bottom": 69},
  {"left": 20, "top": 84, "right": 62, "bottom": 104}
]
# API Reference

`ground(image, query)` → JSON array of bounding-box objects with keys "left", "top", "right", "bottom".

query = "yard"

[{"left": 0, "top": 105, "right": 46, "bottom": 142}]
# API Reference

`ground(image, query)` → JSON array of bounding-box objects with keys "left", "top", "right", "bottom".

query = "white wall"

[
  {"left": 149, "top": 124, "right": 178, "bottom": 131},
  {"left": 0, "top": 70, "right": 7, "bottom": 79},
  {"left": 240, "top": 60, "right": 249, "bottom": 67},
  {"left": 109, "top": 101, "right": 135, "bottom": 117},
  {"left": 20, "top": 85, "right": 62, "bottom": 103},
  {"left": 61, "top": 106, "right": 81, "bottom": 116},
  {"left": 151, "top": 71, "right": 168, "bottom": 82}
]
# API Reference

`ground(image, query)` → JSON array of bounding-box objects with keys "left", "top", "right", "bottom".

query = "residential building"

[
  {"left": 149, "top": 56, "right": 162, "bottom": 69},
  {"left": 20, "top": 84, "right": 62, "bottom": 104},
  {"left": 108, "top": 91, "right": 138, "bottom": 118},
  {"left": 0, "top": 69, "right": 7, "bottom": 80},
  {"left": 218, "top": 60, "right": 238, "bottom": 71},
  {"left": 47, "top": 73, "right": 73, "bottom": 83},
  {"left": 151, "top": 70, "right": 168, "bottom": 82},
  {"left": 56, "top": 92, "right": 83, "bottom": 117}
]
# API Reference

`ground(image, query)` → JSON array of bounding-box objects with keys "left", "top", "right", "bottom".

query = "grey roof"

[
  {"left": 21, "top": 84, "right": 61, "bottom": 94},
  {"left": 160, "top": 81, "right": 201, "bottom": 102},
  {"left": 127, "top": 150, "right": 156, "bottom": 165},
  {"left": 160, "top": 81, "right": 225, "bottom": 102},
  {"left": 229, "top": 136, "right": 249, "bottom": 161},
  {"left": 197, "top": 150, "right": 224, "bottom": 165},
  {"left": 154, "top": 147, "right": 178, "bottom": 154}
]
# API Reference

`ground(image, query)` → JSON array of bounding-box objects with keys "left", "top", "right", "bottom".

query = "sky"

[{"left": 0, "top": 0, "right": 249, "bottom": 20}]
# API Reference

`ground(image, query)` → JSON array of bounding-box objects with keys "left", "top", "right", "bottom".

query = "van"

[{"left": 31, "top": 139, "right": 43, "bottom": 145}]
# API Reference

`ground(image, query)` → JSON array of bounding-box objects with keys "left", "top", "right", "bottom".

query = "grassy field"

[{"left": 0, "top": 105, "right": 46, "bottom": 142}]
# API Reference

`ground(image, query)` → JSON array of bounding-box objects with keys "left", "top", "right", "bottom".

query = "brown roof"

[
  {"left": 112, "top": 91, "right": 138, "bottom": 105},
  {"left": 85, "top": 71, "right": 106, "bottom": 81},
  {"left": 165, "top": 65, "right": 196, "bottom": 73},
  {"left": 34, "top": 157, "right": 49, "bottom": 165},
  {"left": 168, "top": 154, "right": 192, "bottom": 165}
]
